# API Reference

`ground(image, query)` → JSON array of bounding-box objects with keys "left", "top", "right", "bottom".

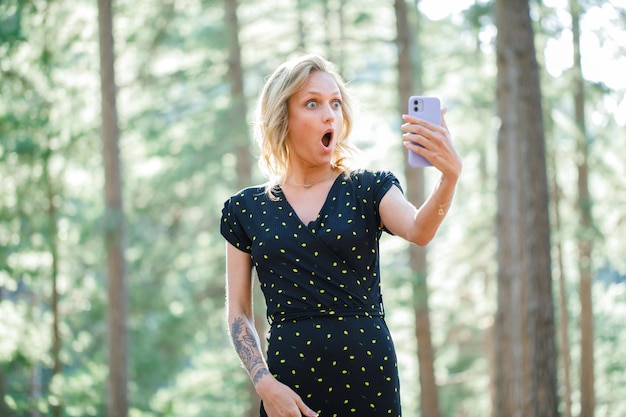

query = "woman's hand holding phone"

[{"left": 402, "top": 96, "right": 461, "bottom": 180}]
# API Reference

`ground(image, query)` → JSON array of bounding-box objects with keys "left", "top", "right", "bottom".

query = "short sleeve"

[
  {"left": 220, "top": 194, "right": 253, "bottom": 253},
  {"left": 370, "top": 170, "right": 403, "bottom": 234},
  {"left": 372, "top": 170, "right": 403, "bottom": 208}
]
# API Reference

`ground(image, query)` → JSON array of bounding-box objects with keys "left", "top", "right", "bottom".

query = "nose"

[{"left": 322, "top": 103, "right": 336, "bottom": 122}]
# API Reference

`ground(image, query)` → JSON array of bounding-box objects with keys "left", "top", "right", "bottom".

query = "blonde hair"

[{"left": 254, "top": 54, "right": 357, "bottom": 190}]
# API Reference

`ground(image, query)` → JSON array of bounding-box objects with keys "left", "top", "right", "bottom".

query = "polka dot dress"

[{"left": 221, "top": 170, "right": 403, "bottom": 417}]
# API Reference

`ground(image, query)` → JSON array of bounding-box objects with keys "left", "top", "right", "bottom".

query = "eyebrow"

[{"left": 301, "top": 90, "right": 342, "bottom": 97}]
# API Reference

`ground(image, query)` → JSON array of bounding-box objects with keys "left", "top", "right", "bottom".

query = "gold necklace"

[{"left": 282, "top": 172, "right": 336, "bottom": 189}]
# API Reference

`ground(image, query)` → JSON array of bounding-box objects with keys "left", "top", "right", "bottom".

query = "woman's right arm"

[{"left": 225, "top": 242, "right": 319, "bottom": 417}]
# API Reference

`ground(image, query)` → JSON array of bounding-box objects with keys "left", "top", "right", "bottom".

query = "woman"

[{"left": 221, "top": 54, "right": 461, "bottom": 417}]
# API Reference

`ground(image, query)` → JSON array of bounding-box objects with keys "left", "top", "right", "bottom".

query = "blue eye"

[
  {"left": 306, "top": 101, "right": 317, "bottom": 109},
  {"left": 332, "top": 100, "right": 342, "bottom": 109}
]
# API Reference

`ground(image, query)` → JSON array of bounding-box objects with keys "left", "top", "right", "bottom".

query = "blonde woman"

[{"left": 221, "top": 54, "right": 461, "bottom": 417}]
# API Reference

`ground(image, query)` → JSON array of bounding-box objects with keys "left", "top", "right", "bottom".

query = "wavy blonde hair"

[{"left": 254, "top": 54, "right": 357, "bottom": 191}]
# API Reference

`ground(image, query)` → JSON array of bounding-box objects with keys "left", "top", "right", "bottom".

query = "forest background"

[{"left": 1, "top": 0, "right": 625, "bottom": 416}]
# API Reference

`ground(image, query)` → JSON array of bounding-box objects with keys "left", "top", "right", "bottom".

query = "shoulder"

[
  {"left": 346, "top": 169, "right": 401, "bottom": 188},
  {"left": 225, "top": 184, "right": 270, "bottom": 203},
  {"left": 222, "top": 184, "right": 274, "bottom": 215}
]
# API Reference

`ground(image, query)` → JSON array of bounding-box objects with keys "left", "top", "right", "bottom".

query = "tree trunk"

[
  {"left": 98, "top": 0, "right": 129, "bottom": 416},
  {"left": 225, "top": 0, "right": 251, "bottom": 191},
  {"left": 0, "top": 373, "right": 8, "bottom": 417},
  {"left": 495, "top": 0, "right": 526, "bottom": 413},
  {"left": 225, "top": 0, "right": 256, "bottom": 415},
  {"left": 0, "top": 289, "right": 8, "bottom": 417},
  {"left": 296, "top": 0, "right": 306, "bottom": 52},
  {"left": 569, "top": 2, "right": 595, "bottom": 417},
  {"left": 30, "top": 359, "right": 42, "bottom": 417},
  {"left": 494, "top": 0, "right": 559, "bottom": 416},
  {"left": 548, "top": 129, "right": 573, "bottom": 417},
  {"left": 43, "top": 144, "right": 62, "bottom": 417},
  {"left": 395, "top": 1, "right": 440, "bottom": 417}
]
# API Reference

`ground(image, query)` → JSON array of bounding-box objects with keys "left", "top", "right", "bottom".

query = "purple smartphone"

[{"left": 407, "top": 96, "right": 441, "bottom": 168}]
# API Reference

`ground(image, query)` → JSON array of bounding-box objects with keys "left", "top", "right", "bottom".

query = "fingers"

[
  {"left": 401, "top": 110, "right": 461, "bottom": 176},
  {"left": 258, "top": 378, "right": 320, "bottom": 417},
  {"left": 296, "top": 397, "right": 319, "bottom": 417},
  {"left": 401, "top": 116, "right": 446, "bottom": 140}
]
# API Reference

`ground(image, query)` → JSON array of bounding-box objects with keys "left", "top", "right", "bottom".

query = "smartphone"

[{"left": 407, "top": 96, "right": 441, "bottom": 167}]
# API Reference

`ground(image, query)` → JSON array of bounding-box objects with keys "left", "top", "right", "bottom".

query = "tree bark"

[
  {"left": 494, "top": 0, "right": 559, "bottom": 416},
  {"left": 225, "top": 0, "right": 251, "bottom": 190},
  {"left": 43, "top": 143, "right": 62, "bottom": 417},
  {"left": 395, "top": 1, "right": 440, "bottom": 416},
  {"left": 495, "top": 0, "right": 527, "bottom": 414},
  {"left": 225, "top": 0, "right": 256, "bottom": 415},
  {"left": 98, "top": 0, "right": 129, "bottom": 416},
  {"left": 548, "top": 128, "right": 573, "bottom": 417},
  {"left": 570, "top": 1, "right": 595, "bottom": 417}
]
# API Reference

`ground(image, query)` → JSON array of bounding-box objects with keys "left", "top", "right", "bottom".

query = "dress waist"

[{"left": 269, "top": 304, "right": 384, "bottom": 325}]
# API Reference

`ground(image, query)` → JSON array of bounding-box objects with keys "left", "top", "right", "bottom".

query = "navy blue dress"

[{"left": 221, "top": 169, "right": 403, "bottom": 417}]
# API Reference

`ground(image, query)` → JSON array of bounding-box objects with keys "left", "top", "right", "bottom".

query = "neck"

[{"left": 282, "top": 169, "right": 337, "bottom": 189}]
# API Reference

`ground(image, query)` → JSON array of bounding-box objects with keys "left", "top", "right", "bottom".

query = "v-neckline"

[{"left": 278, "top": 174, "right": 343, "bottom": 228}]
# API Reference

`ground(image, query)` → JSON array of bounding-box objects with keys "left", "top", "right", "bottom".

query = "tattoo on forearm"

[
  {"left": 252, "top": 368, "right": 270, "bottom": 385},
  {"left": 231, "top": 317, "right": 267, "bottom": 385}
]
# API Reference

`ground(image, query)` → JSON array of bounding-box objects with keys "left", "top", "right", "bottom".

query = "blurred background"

[{"left": 1, "top": 0, "right": 625, "bottom": 416}]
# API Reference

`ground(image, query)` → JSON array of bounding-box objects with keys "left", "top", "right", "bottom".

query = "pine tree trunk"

[
  {"left": 225, "top": 0, "right": 251, "bottom": 191},
  {"left": 225, "top": 0, "right": 256, "bottom": 415},
  {"left": 570, "top": 1, "right": 595, "bottom": 416},
  {"left": 494, "top": 0, "right": 527, "bottom": 413},
  {"left": 43, "top": 145, "right": 62, "bottom": 417},
  {"left": 395, "top": 1, "right": 440, "bottom": 416},
  {"left": 98, "top": 0, "right": 129, "bottom": 416},
  {"left": 549, "top": 135, "right": 573, "bottom": 417},
  {"left": 494, "top": 0, "right": 559, "bottom": 416},
  {"left": 0, "top": 288, "right": 8, "bottom": 417}
]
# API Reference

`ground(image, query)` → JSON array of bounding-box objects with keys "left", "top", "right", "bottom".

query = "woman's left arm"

[{"left": 380, "top": 110, "right": 462, "bottom": 246}]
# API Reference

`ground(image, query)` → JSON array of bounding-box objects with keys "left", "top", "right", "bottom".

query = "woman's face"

[{"left": 285, "top": 70, "right": 344, "bottom": 170}]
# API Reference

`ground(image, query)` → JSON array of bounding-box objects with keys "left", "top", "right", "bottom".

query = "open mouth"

[{"left": 322, "top": 132, "right": 332, "bottom": 148}]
